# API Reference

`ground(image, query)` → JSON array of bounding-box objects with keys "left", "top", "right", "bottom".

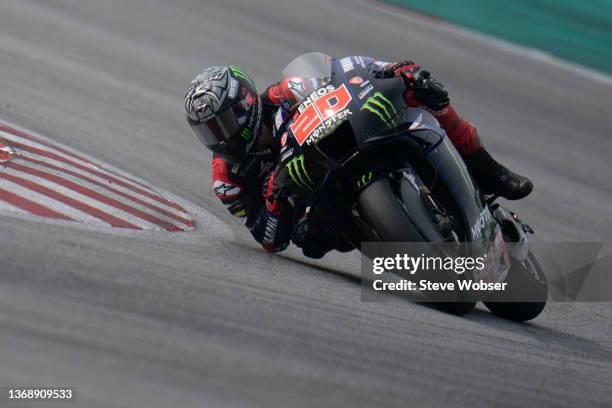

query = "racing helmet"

[{"left": 185, "top": 66, "right": 262, "bottom": 164}]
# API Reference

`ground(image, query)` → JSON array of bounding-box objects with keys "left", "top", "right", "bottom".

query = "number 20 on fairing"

[{"left": 289, "top": 84, "right": 352, "bottom": 145}]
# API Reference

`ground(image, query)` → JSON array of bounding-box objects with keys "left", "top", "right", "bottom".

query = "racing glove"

[
  {"left": 250, "top": 167, "right": 292, "bottom": 252},
  {"left": 381, "top": 60, "right": 450, "bottom": 112}
]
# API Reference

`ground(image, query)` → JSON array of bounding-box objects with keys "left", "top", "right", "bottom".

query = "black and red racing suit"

[{"left": 211, "top": 57, "right": 481, "bottom": 254}]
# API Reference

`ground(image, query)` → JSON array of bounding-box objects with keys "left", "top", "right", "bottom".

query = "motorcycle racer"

[{"left": 184, "top": 57, "right": 533, "bottom": 257}]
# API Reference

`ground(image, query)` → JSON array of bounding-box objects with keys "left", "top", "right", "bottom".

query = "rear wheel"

[
  {"left": 358, "top": 177, "right": 476, "bottom": 316},
  {"left": 484, "top": 251, "right": 547, "bottom": 321}
]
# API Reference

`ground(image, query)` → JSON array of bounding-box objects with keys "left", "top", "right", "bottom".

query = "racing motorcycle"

[{"left": 274, "top": 53, "right": 547, "bottom": 321}]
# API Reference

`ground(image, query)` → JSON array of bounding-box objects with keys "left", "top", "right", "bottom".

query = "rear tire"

[
  {"left": 358, "top": 178, "right": 476, "bottom": 316},
  {"left": 434, "top": 301, "right": 478, "bottom": 316},
  {"left": 484, "top": 251, "right": 547, "bottom": 321}
]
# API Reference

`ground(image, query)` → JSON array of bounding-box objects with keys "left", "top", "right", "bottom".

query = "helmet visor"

[{"left": 190, "top": 108, "right": 242, "bottom": 148}]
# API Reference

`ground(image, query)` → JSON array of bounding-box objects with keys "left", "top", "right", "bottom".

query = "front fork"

[{"left": 350, "top": 167, "right": 458, "bottom": 244}]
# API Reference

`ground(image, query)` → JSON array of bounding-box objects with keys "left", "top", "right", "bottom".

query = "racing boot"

[{"left": 464, "top": 147, "right": 533, "bottom": 200}]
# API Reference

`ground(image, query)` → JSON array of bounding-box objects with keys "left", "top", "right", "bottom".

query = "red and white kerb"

[{"left": 0, "top": 121, "right": 195, "bottom": 232}]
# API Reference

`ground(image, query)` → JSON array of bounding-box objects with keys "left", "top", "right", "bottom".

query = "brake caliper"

[{"left": 418, "top": 185, "right": 455, "bottom": 240}]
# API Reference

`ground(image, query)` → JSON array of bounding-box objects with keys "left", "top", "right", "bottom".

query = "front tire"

[{"left": 358, "top": 178, "right": 476, "bottom": 316}]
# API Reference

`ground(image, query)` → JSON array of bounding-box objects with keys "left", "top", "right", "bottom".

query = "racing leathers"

[{"left": 211, "top": 57, "right": 483, "bottom": 256}]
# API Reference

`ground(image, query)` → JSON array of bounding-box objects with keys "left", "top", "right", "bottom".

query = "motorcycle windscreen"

[{"left": 281, "top": 52, "right": 333, "bottom": 106}]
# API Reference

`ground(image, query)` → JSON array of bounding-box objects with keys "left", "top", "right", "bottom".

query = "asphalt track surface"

[{"left": 1, "top": 1, "right": 612, "bottom": 407}]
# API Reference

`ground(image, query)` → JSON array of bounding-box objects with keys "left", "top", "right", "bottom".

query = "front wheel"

[
  {"left": 358, "top": 177, "right": 476, "bottom": 316},
  {"left": 484, "top": 251, "right": 547, "bottom": 321}
]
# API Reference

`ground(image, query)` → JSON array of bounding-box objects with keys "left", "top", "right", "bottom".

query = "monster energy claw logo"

[
  {"left": 230, "top": 66, "right": 253, "bottom": 84},
  {"left": 240, "top": 127, "right": 252, "bottom": 141},
  {"left": 360, "top": 92, "right": 397, "bottom": 128},
  {"left": 286, "top": 154, "right": 314, "bottom": 190},
  {"left": 357, "top": 171, "right": 373, "bottom": 188}
]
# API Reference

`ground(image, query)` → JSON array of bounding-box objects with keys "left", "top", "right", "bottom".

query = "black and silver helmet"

[{"left": 185, "top": 66, "right": 262, "bottom": 164}]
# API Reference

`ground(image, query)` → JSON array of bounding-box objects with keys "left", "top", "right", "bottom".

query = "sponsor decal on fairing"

[
  {"left": 286, "top": 154, "right": 314, "bottom": 190},
  {"left": 360, "top": 92, "right": 398, "bottom": 128},
  {"left": 340, "top": 57, "right": 354, "bottom": 73},
  {"left": 353, "top": 56, "right": 366, "bottom": 68},
  {"left": 358, "top": 85, "right": 374, "bottom": 100},
  {"left": 280, "top": 148, "right": 294, "bottom": 162},
  {"left": 289, "top": 84, "right": 353, "bottom": 146},
  {"left": 280, "top": 131, "right": 288, "bottom": 147},
  {"left": 274, "top": 109, "right": 284, "bottom": 132},
  {"left": 471, "top": 207, "right": 494, "bottom": 240}
]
